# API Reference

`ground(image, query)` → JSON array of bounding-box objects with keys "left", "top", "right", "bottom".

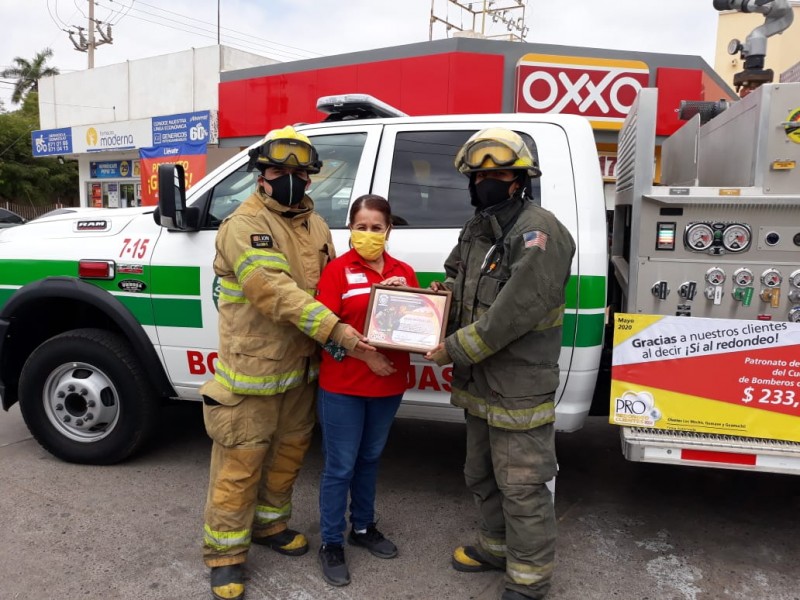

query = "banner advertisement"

[
  {"left": 610, "top": 313, "right": 800, "bottom": 442},
  {"left": 90, "top": 159, "right": 140, "bottom": 179},
  {"left": 152, "top": 111, "right": 212, "bottom": 146},
  {"left": 31, "top": 128, "right": 73, "bottom": 157},
  {"left": 73, "top": 118, "right": 153, "bottom": 154},
  {"left": 90, "top": 183, "right": 103, "bottom": 208},
  {"left": 138, "top": 142, "right": 207, "bottom": 206}
]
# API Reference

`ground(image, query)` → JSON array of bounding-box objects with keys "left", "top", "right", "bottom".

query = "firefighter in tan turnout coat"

[
  {"left": 199, "top": 126, "right": 370, "bottom": 600},
  {"left": 427, "top": 128, "right": 576, "bottom": 600}
]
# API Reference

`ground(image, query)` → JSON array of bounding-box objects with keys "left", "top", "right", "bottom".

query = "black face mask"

[
  {"left": 266, "top": 173, "right": 306, "bottom": 206},
  {"left": 472, "top": 177, "right": 514, "bottom": 209}
]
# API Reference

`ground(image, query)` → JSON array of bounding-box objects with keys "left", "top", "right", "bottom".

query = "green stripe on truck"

[
  {"left": 415, "top": 272, "right": 607, "bottom": 311},
  {"left": 151, "top": 298, "right": 203, "bottom": 328},
  {"left": 562, "top": 312, "right": 605, "bottom": 347},
  {"left": 0, "top": 259, "right": 77, "bottom": 285},
  {"left": 150, "top": 266, "right": 201, "bottom": 295},
  {"left": 0, "top": 260, "right": 201, "bottom": 296}
]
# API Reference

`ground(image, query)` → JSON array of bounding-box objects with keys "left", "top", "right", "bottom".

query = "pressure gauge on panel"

[
  {"left": 789, "top": 270, "right": 800, "bottom": 289},
  {"left": 722, "top": 224, "right": 751, "bottom": 252},
  {"left": 685, "top": 223, "right": 714, "bottom": 252},
  {"left": 733, "top": 268, "right": 754, "bottom": 286},
  {"left": 761, "top": 268, "right": 782, "bottom": 288},
  {"left": 706, "top": 267, "right": 726, "bottom": 286}
]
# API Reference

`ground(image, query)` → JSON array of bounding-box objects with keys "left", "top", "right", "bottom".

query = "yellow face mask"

[{"left": 350, "top": 230, "right": 387, "bottom": 261}]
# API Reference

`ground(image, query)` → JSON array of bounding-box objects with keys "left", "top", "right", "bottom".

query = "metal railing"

[{"left": 1, "top": 202, "right": 68, "bottom": 221}]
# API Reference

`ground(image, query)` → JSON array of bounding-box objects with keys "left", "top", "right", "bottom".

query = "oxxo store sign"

[{"left": 515, "top": 54, "right": 650, "bottom": 130}]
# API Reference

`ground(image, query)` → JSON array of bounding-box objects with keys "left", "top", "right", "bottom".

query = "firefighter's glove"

[
  {"left": 427, "top": 343, "right": 453, "bottom": 366},
  {"left": 329, "top": 323, "right": 363, "bottom": 351}
]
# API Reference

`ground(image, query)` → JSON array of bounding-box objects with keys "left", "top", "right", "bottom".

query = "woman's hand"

[
  {"left": 364, "top": 351, "right": 397, "bottom": 376},
  {"left": 380, "top": 276, "right": 407, "bottom": 287}
]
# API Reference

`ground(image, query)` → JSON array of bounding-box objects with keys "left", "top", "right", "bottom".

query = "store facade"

[
  {"left": 32, "top": 45, "right": 274, "bottom": 208},
  {"left": 216, "top": 38, "right": 736, "bottom": 207}
]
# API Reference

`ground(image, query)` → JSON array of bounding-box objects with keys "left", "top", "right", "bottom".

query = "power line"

[
  {"left": 72, "top": 0, "right": 87, "bottom": 18},
  {"left": 93, "top": 0, "right": 321, "bottom": 61},
  {"left": 1, "top": 4, "right": 79, "bottom": 107},
  {"left": 38, "top": 100, "right": 116, "bottom": 110},
  {"left": 98, "top": 0, "right": 134, "bottom": 25},
  {"left": 97, "top": 9, "right": 307, "bottom": 61},
  {"left": 0, "top": 125, "right": 36, "bottom": 159},
  {"left": 130, "top": 0, "right": 321, "bottom": 57},
  {"left": 46, "top": 0, "right": 69, "bottom": 30}
]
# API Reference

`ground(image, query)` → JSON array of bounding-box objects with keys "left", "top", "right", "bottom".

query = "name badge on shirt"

[{"left": 345, "top": 269, "right": 368, "bottom": 284}]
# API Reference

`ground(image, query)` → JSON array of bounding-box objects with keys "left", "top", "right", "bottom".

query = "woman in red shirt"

[{"left": 315, "top": 194, "right": 418, "bottom": 587}]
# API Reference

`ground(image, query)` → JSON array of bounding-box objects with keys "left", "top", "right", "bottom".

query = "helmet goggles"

[
  {"left": 258, "top": 138, "right": 321, "bottom": 172},
  {"left": 460, "top": 139, "right": 520, "bottom": 170}
]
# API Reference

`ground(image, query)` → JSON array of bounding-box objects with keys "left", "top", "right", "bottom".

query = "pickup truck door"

[
  {"left": 150, "top": 124, "right": 382, "bottom": 399},
  {"left": 370, "top": 121, "right": 578, "bottom": 417}
]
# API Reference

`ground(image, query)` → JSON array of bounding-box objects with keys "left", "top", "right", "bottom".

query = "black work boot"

[
  {"left": 452, "top": 545, "right": 505, "bottom": 572},
  {"left": 252, "top": 528, "right": 308, "bottom": 556},
  {"left": 210, "top": 564, "right": 244, "bottom": 600},
  {"left": 319, "top": 543, "right": 351, "bottom": 586},
  {"left": 348, "top": 524, "right": 398, "bottom": 558}
]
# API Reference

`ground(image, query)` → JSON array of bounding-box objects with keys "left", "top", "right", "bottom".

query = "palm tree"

[{"left": 1, "top": 48, "right": 60, "bottom": 105}]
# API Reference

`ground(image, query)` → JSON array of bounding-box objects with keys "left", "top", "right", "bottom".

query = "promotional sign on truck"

[{"left": 611, "top": 313, "right": 800, "bottom": 443}]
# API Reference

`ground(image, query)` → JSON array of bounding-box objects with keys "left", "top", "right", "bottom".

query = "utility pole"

[
  {"left": 429, "top": 0, "right": 529, "bottom": 42},
  {"left": 67, "top": 0, "right": 114, "bottom": 69},
  {"left": 88, "top": 0, "right": 95, "bottom": 68}
]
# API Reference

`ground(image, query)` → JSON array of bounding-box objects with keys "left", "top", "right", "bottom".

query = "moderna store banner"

[
  {"left": 610, "top": 313, "right": 800, "bottom": 442},
  {"left": 139, "top": 141, "right": 207, "bottom": 206}
]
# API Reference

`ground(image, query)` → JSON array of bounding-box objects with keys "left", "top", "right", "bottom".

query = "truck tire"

[{"left": 18, "top": 328, "right": 159, "bottom": 464}]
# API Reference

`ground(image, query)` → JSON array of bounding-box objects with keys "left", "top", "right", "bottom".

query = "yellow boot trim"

[
  {"left": 281, "top": 532, "right": 308, "bottom": 551},
  {"left": 211, "top": 581, "right": 244, "bottom": 600},
  {"left": 454, "top": 546, "right": 482, "bottom": 567}
]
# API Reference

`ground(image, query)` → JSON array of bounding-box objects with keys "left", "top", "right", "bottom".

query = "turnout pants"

[
  {"left": 201, "top": 379, "right": 316, "bottom": 567},
  {"left": 464, "top": 413, "right": 558, "bottom": 599}
]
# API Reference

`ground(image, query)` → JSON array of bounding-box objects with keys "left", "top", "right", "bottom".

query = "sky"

[{"left": 0, "top": 0, "right": 721, "bottom": 109}]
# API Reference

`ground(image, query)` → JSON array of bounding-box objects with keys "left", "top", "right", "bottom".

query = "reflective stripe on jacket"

[
  {"left": 442, "top": 198, "right": 576, "bottom": 430},
  {"left": 205, "top": 190, "right": 337, "bottom": 396}
]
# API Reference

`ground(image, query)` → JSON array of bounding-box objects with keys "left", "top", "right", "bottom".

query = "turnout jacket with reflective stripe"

[
  {"left": 207, "top": 190, "right": 338, "bottom": 396},
  {"left": 442, "top": 198, "right": 576, "bottom": 430}
]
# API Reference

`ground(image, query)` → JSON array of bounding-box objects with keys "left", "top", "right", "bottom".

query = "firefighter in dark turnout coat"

[{"left": 426, "top": 128, "right": 576, "bottom": 600}]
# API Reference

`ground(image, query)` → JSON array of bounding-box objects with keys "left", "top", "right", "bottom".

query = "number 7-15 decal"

[{"left": 119, "top": 238, "right": 150, "bottom": 259}]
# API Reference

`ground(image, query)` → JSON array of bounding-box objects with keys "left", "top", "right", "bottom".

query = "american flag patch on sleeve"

[{"left": 523, "top": 230, "right": 548, "bottom": 250}]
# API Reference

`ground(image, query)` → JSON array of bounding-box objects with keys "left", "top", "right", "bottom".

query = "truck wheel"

[{"left": 18, "top": 328, "right": 159, "bottom": 464}]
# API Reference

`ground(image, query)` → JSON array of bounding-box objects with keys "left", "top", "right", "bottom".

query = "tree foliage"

[
  {"left": 0, "top": 93, "right": 78, "bottom": 206},
  {"left": 1, "top": 48, "right": 60, "bottom": 105}
]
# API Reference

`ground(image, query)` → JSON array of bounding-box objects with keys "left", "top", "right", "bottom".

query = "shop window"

[{"left": 387, "top": 130, "right": 540, "bottom": 228}]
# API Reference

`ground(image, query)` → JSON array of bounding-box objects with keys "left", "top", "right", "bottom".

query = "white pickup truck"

[{"left": 0, "top": 96, "right": 607, "bottom": 463}]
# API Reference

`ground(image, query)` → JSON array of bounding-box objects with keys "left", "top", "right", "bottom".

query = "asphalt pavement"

[{"left": 2, "top": 401, "right": 800, "bottom": 600}]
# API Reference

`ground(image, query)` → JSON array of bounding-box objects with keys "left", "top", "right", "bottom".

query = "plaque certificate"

[{"left": 364, "top": 285, "right": 452, "bottom": 353}]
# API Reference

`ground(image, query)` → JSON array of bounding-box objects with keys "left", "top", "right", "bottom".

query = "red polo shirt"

[{"left": 316, "top": 248, "right": 419, "bottom": 397}]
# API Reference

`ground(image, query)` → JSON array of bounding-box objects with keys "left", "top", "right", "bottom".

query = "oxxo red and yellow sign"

[
  {"left": 515, "top": 54, "right": 650, "bottom": 130},
  {"left": 611, "top": 313, "right": 800, "bottom": 442}
]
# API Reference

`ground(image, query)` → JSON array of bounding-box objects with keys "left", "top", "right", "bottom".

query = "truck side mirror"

[{"left": 157, "top": 163, "right": 199, "bottom": 231}]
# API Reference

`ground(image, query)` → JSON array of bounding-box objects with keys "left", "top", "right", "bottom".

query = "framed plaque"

[{"left": 364, "top": 284, "right": 452, "bottom": 353}]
